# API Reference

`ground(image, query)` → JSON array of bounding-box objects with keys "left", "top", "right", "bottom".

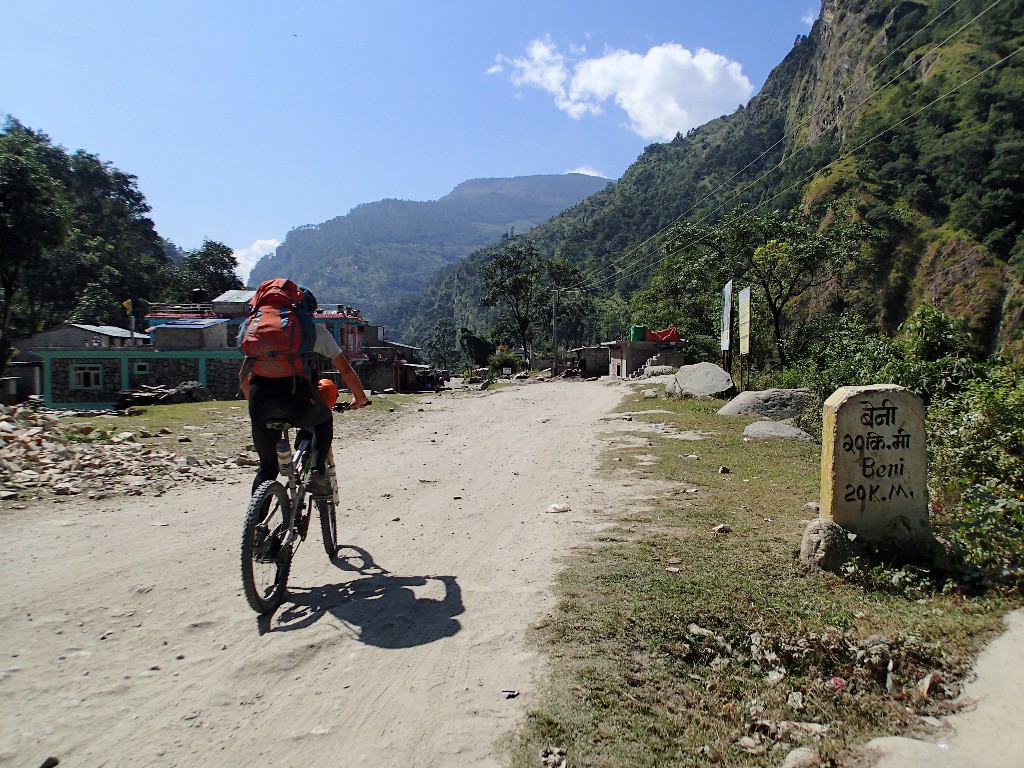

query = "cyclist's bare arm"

[{"left": 331, "top": 353, "right": 370, "bottom": 409}]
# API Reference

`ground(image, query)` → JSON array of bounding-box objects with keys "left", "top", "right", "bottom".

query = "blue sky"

[{"left": 1, "top": 1, "right": 819, "bottom": 280}]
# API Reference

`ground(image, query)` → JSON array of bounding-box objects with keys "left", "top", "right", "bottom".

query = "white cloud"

[
  {"left": 491, "top": 37, "right": 753, "bottom": 141},
  {"left": 233, "top": 238, "right": 281, "bottom": 284},
  {"left": 565, "top": 166, "right": 605, "bottom": 177},
  {"left": 802, "top": 8, "right": 818, "bottom": 26}
]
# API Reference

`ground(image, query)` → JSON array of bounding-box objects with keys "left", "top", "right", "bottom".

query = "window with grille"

[{"left": 70, "top": 364, "right": 103, "bottom": 390}]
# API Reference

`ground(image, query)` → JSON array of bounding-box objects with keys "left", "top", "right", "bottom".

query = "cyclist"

[{"left": 240, "top": 285, "right": 370, "bottom": 496}]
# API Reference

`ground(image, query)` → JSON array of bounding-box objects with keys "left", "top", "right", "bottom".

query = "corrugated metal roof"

[
  {"left": 71, "top": 324, "right": 137, "bottom": 338},
  {"left": 212, "top": 290, "right": 256, "bottom": 303}
]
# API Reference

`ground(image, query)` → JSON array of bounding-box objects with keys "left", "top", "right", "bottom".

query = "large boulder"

[
  {"left": 718, "top": 388, "right": 811, "bottom": 420},
  {"left": 642, "top": 365, "right": 676, "bottom": 378},
  {"left": 799, "top": 519, "right": 864, "bottom": 573},
  {"left": 743, "top": 420, "right": 814, "bottom": 441},
  {"left": 665, "top": 362, "right": 736, "bottom": 399}
]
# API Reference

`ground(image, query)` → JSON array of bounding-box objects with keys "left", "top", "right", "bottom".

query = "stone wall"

[
  {"left": 206, "top": 358, "right": 241, "bottom": 399},
  {"left": 146, "top": 358, "right": 200, "bottom": 387},
  {"left": 360, "top": 362, "right": 398, "bottom": 393},
  {"left": 50, "top": 358, "right": 123, "bottom": 404}
]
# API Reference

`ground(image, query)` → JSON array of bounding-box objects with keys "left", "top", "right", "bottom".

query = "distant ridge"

[{"left": 248, "top": 173, "right": 608, "bottom": 321}]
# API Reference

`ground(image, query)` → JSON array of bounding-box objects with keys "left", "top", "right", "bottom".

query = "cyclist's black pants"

[{"left": 247, "top": 376, "right": 333, "bottom": 495}]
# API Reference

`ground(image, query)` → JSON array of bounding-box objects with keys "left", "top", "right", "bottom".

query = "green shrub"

[
  {"left": 928, "top": 366, "right": 1024, "bottom": 501},
  {"left": 933, "top": 482, "right": 1024, "bottom": 592},
  {"left": 487, "top": 349, "right": 525, "bottom": 374}
]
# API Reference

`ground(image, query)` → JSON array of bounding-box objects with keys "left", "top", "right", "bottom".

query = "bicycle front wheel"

[
  {"left": 317, "top": 498, "right": 337, "bottom": 558},
  {"left": 241, "top": 480, "right": 292, "bottom": 614}
]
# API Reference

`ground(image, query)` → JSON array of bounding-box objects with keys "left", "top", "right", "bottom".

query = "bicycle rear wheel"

[
  {"left": 317, "top": 498, "right": 337, "bottom": 558},
  {"left": 241, "top": 480, "right": 292, "bottom": 614}
]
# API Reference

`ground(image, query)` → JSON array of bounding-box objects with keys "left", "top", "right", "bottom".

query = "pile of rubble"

[
  {"left": 116, "top": 381, "right": 214, "bottom": 408},
  {"left": 0, "top": 404, "right": 244, "bottom": 502}
]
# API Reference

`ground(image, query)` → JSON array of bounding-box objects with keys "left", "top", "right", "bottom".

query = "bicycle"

[{"left": 240, "top": 420, "right": 341, "bottom": 614}]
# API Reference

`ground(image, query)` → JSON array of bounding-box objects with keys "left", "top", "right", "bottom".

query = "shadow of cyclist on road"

[{"left": 268, "top": 545, "right": 464, "bottom": 648}]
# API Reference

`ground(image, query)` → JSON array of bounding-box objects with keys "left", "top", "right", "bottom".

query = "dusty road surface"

[{"left": 2, "top": 380, "right": 627, "bottom": 767}]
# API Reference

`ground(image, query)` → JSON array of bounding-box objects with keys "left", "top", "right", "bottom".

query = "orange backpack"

[{"left": 238, "top": 279, "right": 316, "bottom": 378}]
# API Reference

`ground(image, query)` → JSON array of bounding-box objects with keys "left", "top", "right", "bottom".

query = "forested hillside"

[
  {"left": 394, "top": 0, "right": 1024, "bottom": 362},
  {"left": 0, "top": 118, "right": 243, "bottom": 371},
  {"left": 247, "top": 173, "right": 608, "bottom": 321}
]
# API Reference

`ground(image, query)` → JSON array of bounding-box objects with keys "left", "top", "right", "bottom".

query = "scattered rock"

[
  {"left": 718, "top": 465, "right": 730, "bottom": 474},
  {"left": 665, "top": 362, "right": 736, "bottom": 399},
  {"left": 643, "top": 389, "right": 659, "bottom": 399},
  {"left": 781, "top": 746, "right": 819, "bottom": 768},
  {"left": 713, "top": 524, "right": 732, "bottom": 535},
  {"left": 546, "top": 503, "right": 571, "bottom": 514},
  {"left": 540, "top": 746, "right": 566, "bottom": 768},
  {"left": 0, "top": 404, "right": 228, "bottom": 502},
  {"left": 735, "top": 735, "right": 764, "bottom": 755},
  {"left": 916, "top": 671, "right": 938, "bottom": 701}
]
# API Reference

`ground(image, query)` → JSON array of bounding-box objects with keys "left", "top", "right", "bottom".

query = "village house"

[
  {"left": 602, "top": 340, "right": 660, "bottom": 378},
  {"left": 569, "top": 346, "right": 610, "bottom": 377},
  {"left": 27, "top": 289, "right": 436, "bottom": 408},
  {"left": 602, "top": 326, "right": 688, "bottom": 377}
]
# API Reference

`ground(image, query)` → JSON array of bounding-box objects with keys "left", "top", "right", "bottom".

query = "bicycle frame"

[{"left": 267, "top": 422, "right": 315, "bottom": 553}]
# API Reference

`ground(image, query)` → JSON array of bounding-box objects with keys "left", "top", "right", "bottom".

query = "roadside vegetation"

[{"left": 511, "top": 385, "right": 1021, "bottom": 767}]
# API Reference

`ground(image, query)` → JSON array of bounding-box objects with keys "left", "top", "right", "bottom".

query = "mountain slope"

[
  {"left": 247, "top": 173, "right": 607, "bottom": 319},
  {"left": 393, "top": 0, "right": 1024, "bottom": 358}
]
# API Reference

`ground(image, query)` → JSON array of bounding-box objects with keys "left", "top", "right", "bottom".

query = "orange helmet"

[{"left": 318, "top": 378, "right": 339, "bottom": 408}]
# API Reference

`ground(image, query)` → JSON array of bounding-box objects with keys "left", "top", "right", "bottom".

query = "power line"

[
  {"left": 575, "top": 42, "right": 1023, "bottom": 294},
  {"left": 568, "top": 0, "right": 1006, "bottom": 294}
]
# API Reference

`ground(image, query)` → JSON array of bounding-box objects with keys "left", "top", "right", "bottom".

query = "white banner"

[
  {"left": 720, "top": 280, "right": 733, "bottom": 351},
  {"left": 738, "top": 286, "right": 751, "bottom": 356}
]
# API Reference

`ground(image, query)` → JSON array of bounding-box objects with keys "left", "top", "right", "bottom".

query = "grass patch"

[
  {"left": 511, "top": 390, "right": 1019, "bottom": 767},
  {"left": 58, "top": 395, "right": 403, "bottom": 463}
]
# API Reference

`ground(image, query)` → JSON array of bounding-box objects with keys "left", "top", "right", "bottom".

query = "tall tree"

[
  {"left": 725, "top": 208, "right": 867, "bottom": 365},
  {"left": 479, "top": 238, "right": 546, "bottom": 356},
  {"left": 14, "top": 137, "right": 169, "bottom": 335},
  {"left": 0, "top": 119, "right": 67, "bottom": 372},
  {"left": 424, "top": 317, "right": 459, "bottom": 371},
  {"left": 170, "top": 239, "right": 244, "bottom": 301}
]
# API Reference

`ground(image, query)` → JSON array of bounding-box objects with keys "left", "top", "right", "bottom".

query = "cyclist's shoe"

[{"left": 307, "top": 470, "right": 332, "bottom": 498}]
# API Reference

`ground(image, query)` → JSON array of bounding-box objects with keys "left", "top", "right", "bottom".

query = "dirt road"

[{"left": 1, "top": 380, "right": 626, "bottom": 767}]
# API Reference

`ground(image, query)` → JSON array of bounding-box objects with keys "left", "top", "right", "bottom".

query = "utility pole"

[
  {"left": 551, "top": 289, "right": 558, "bottom": 375},
  {"left": 549, "top": 287, "right": 579, "bottom": 376}
]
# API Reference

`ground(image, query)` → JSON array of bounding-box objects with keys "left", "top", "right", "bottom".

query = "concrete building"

[
  {"left": 149, "top": 318, "right": 230, "bottom": 350},
  {"left": 570, "top": 346, "right": 610, "bottom": 377},
  {"left": 603, "top": 340, "right": 660, "bottom": 378},
  {"left": 17, "top": 323, "right": 150, "bottom": 351}
]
